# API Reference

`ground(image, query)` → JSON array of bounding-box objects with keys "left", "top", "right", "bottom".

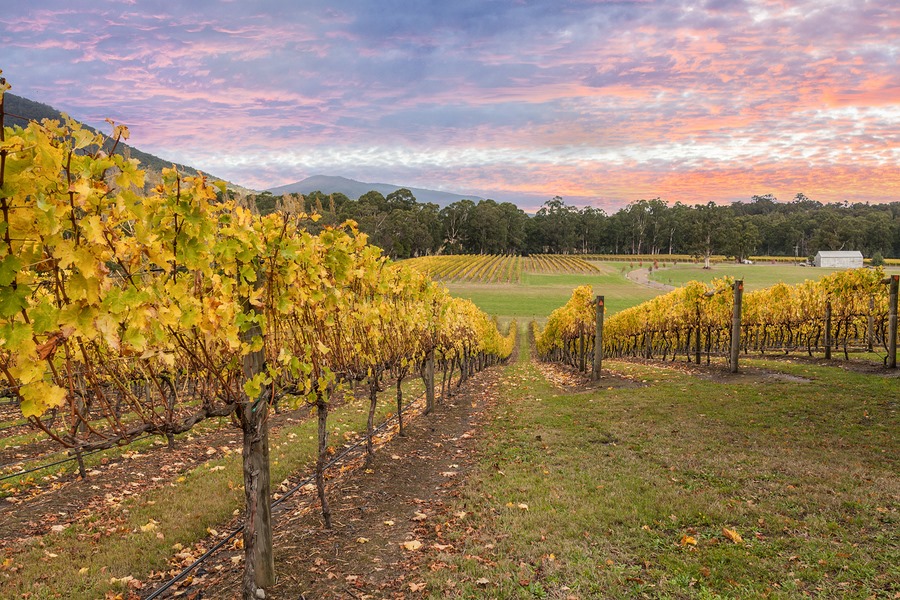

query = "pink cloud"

[{"left": 4, "top": 1, "right": 897, "bottom": 209}]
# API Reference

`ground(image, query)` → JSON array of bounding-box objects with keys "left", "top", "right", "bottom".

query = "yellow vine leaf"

[{"left": 722, "top": 527, "right": 743, "bottom": 544}]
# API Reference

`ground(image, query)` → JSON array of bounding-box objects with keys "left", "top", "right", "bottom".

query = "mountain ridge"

[
  {"left": 2, "top": 93, "right": 247, "bottom": 190},
  {"left": 5, "top": 94, "right": 490, "bottom": 205},
  {"left": 268, "top": 175, "right": 485, "bottom": 208}
]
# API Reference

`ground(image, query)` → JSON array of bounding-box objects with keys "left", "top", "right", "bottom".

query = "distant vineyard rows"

[{"left": 405, "top": 254, "right": 601, "bottom": 283}]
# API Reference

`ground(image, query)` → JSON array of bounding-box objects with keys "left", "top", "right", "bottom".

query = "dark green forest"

[{"left": 248, "top": 190, "right": 900, "bottom": 262}]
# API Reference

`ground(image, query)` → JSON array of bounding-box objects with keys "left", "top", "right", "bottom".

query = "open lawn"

[
  {"left": 447, "top": 263, "right": 659, "bottom": 323},
  {"left": 650, "top": 263, "right": 900, "bottom": 291},
  {"left": 427, "top": 338, "right": 899, "bottom": 598}
]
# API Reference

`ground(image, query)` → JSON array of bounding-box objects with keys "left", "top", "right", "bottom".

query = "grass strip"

[{"left": 427, "top": 339, "right": 898, "bottom": 598}]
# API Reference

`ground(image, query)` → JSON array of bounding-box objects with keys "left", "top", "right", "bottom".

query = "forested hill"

[
  {"left": 269, "top": 175, "right": 484, "bottom": 208},
  {"left": 3, "top": 93, "right": 233, "bottom": 187},
  {"left": 250, "top": 190, "right": 900, "bottom": 262}
]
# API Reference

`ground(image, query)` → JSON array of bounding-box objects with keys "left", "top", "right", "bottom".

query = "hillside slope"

[
  {"left": 269, "top": 174, "right": 484, "bottom": 207},
  {"left": 3, "top": 93, "right": 237, "bottom": 187}
]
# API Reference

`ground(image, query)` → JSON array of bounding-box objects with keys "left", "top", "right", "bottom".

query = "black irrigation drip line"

[
  {"left": 0, "top": 416, "right": 55, "bottom": 434},
  {"left": 0, "top": 450, "right": 100, "bottom": 481},
  {"left": 144, "top": 528, "right": 243, "bottom": 600},
  {"left": 145, "top": 391, "right": 426, "bottom": 600},
  {"left": 0, "top": 447, "right": 68, "bottom": 473},
  {"left": 0, "top": 378, "right": 420, "bottom": 482},
  {"left": 0, "top": 433, "right": 155, "bottom": 482}
]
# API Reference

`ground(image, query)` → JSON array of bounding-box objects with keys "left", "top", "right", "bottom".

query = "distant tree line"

[{"left": 245, "top": 190, "right": 900, "bottom": 261}]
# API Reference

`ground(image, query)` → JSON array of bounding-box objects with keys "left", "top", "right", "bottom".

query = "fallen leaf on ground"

[
  {"left": 400, "top": 540, "right": 423, "bottom": 551},
  {"left": 679, "top": 535, "right": 697, "bottom": 546},
  {"left": 722, "top": 527, "right": 743, "bottom": 544},
  {"left": 139, "top": 520, "right": 158, "bottom": 533},
  {"left": 356, "top": 537, "right": 369, "bottom": 544}
]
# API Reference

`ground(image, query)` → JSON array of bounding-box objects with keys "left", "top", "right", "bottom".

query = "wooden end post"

[
  {"left": 889, "top": 275, "right": 898, "bottom": 369},
  {"left": 239, "top": 320, "right": 275, "bottom": 596},
  {"left": 730, "top": 281, "right": 743, "bottom": 373},
  {"left": 592, "top": 295, "right": 604, "bottom": 380}
]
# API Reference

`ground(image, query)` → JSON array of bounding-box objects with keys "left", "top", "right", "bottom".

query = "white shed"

[{"left": 814, "top": 251, "right": 864, "bottom": 268}]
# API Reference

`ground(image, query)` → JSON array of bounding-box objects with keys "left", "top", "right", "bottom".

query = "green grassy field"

[
  {"left": 445, "top": 261, "right": 900, "bottom": 322},
  {"left": 428, "top": 337, "right": 899, "bottom": 598},
  {"left": 650, "top": 263, "right": 900, "bottom": 291},
  {"left": 447, "top": 264, "right": 659, "bottom": 322}
]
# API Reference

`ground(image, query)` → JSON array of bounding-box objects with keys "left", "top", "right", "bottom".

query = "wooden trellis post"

[
  {"left": 888, "top": 275, "right": 899, "bottom": 369},
  {"left": 578, "top": 334, "right": 586, "bottom": 372},
  {"left": 824, "top": 300, "right": 832, "bottom": 360},
  {"left": 424, "top": 349, "right": 435, "bottom": 414},
  {"left": 695, "top": 305, "right": 702, "bottom": 365},
  {"left": 592, "top": 295, "right": 604, "bottom": 380},
  {"left": 238, "top": 320, "right": 275, "bottom": 597},
  {"left": 867, "top": 295, "right": 875, "bottom": 352},
  {"left": 730, "top": 280, "right": 743, "bottom": 373}
]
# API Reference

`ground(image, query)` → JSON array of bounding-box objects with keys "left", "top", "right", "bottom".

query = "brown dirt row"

[
  {"left": 160, "top": 366, "right": 506, "bottom": 599},
  {"left": 0, "top": 405, "right": 315, "bottom": 548}
]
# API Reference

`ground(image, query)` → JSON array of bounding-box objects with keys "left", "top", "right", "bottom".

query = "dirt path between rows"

[
  {"left": 189, "top": 366, "right": 506, "bottom": 599},
  {"left": 625, "top": 266, "right": 674, "bottom": 291}
]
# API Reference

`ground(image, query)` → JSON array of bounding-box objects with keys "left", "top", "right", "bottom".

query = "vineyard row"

[
  {"left": 535, "top": 269, "right": 900, "bottom": 373},
  {"left": 0, "top": 77, "right": 514, "bottom": 598},
  {"left": 404, "top": 253, "right": 600, "bottom": 283}
]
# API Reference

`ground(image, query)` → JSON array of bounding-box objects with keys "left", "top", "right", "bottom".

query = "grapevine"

[
  {"left": 535, "top": 270, "right": 893, "bottom": 369},
  {"left": 0, "top": 74, "right": 513, "bottom": 597}
]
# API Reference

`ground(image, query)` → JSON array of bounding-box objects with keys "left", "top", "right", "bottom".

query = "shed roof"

[{"left": 815, "top": 251, "right": 863, "bottom": 258}]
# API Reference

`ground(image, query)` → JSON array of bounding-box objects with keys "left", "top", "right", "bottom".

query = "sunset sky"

[{"left": 2, "top": 1, "right": 898, "bottom": 211}]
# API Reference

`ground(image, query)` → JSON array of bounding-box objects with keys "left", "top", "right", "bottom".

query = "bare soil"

[
  {"left": 0, "top": 406, "right": 314, "bottom": 550},
  {"left": 184, "top": 367, "right": 506, "bottom": 600}
]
